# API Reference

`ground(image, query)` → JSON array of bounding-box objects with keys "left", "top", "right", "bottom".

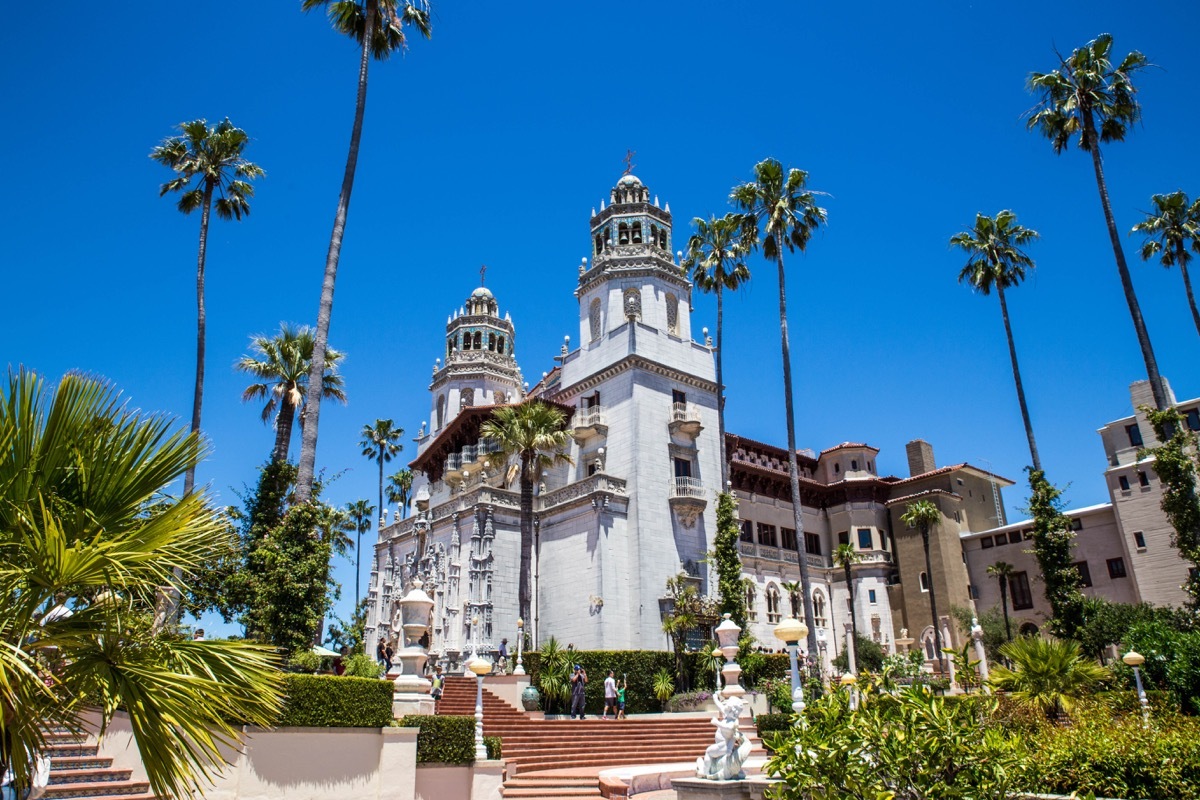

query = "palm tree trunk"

[
  {"left": 845, "top": 564, "right": 858, "bottom": 648},
  {"left": 296, "top": 2, "right": 375, "bottom": 502},
  {"left": 923, "top": 527, "right": 947, "bottom": 674},
  {"left": 519, "top": 453, "right": 534, "bottom": 623},
  {"left": 997, "top": 285, "right": 1042, "bottom": 472},
  {"left": 999, "top": 579, "right": 1011, "bottom": 641},
  {"left": 1082, "top": 110, "right": 1168, "bottom": 411},
  {"left": 272, "top": 395, "right": 296, "bottom": 463},
  {"left": 716, "top": 285, "right": 728, "bottom": 489},
  {"left": 1177, "top": 242, "right": 1200, "bottom": 338},
  {"left": 775, "top": 250, "right": 820, "bottom": 659},
  {"left": 183, "top": 180, "right": 214, "bottom": 498}
]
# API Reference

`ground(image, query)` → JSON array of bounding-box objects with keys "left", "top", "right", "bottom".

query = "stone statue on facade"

[{"left": 695, "top": 689, "right": 752, "bottom": 781}]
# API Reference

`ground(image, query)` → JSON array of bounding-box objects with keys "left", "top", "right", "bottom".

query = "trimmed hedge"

[
  {"left": 485, "top": 735, "right": 502, "bottom": 760},
  {"left": 754, "top": 713, "right": 792, "bottom": 732},
  {"left": 399, "top": 715, "right": 476, "bottom": 764},
  {"left": 278, "top": 674, "right": 393, "bottom": 727}
]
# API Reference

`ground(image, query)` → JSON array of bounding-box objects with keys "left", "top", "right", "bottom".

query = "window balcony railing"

[
  {"left": 445, "top": 453, "right": 463, "bottom": 472},
  {"left": 668, "top": 403, "right": 703, "bottom": 437},
  {"left": 460, "top": 444, "right": 478, "bottom": 463},
  {"left": 572, "top": 405, "right": 608, "bottom": 440},
  {"left": 670, "top": 476, "right": 706, "bottom": 499}
]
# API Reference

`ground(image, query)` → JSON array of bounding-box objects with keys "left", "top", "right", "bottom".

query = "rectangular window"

[
  {"left": 953, "top": 510, "right": 963, "bottom": 523},
  {"left": 838, "top": 531, "right": 849, "bottom": 547},
  {"left": 740, "top": 520, "right": 754, "bottom": 543},
  {"left": 868, "top": 589, "right": 877, "bottom": 604},
  {"left": 1138, "top": 471, "right": 1150, "bottom": 487},
  {"left": 804, "top": 532, "right": 821, "bottom": 555},
  {"left": 1008, "top": 530, "right": 1023, "bottom": 544},
  {"left": 1127, "top": 423, "right": 1144, "bottom": 447},
  {"left": 1187, "top": 408, "right": 1200, "bottom": 432},
  {"left": 757, "top": 523, "right": 778, "bottom": 548},
  {"left": 919, "top": 572, "right": 929, "bottom": 592},
  {"left": 857, "top": 529, "right": 873, "bottom": 549},
  {"left": 1009, "top": 571, "right": 1034, "bottom": 610},
  {"left": 1107, "top": 557, "right": 1128, "bottom": 579},
  {"left": 980, "top": 537, "right": 994, "bottom": 550},
  {"left": 672, "top": 389, "right": 687, "bottom": 405},
  {"left": 1134, "top": 530, "right": 1147, "bottom": 550},
  {"left": 673, "top": 458, "right": 692, "bottom": 478},
  {"left": 969, "top": 584, "right": 980, "bottom": 599},
  {"left": 1119, "top": 475, "right": 1131, "bottom": 491},
  {"left": 1071, "top": 518, "right": 1083, "bottom": 531},
  {"left": 781, "top": 527, "right": 797, "bottom": 551},
  {"left": 1074, "top": 561, "right": 1092, "bottom": 588},
  {"left": 994, "top": 534, "right": 1007, "bottom": 547}
]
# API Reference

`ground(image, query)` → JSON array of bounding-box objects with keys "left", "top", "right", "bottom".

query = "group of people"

[{"left": 568, "top": 667, "right": 627, "bottom": 720}]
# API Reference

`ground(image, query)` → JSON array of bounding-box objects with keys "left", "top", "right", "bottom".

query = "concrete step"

[
  {"left": 49, "top": 769, "right": 133, "bottom": 786},
  {"left": 45, "top": 744, "right": 100, "bottom": 759},
  {"left": 42, "top": 779, "right": 150, "bottom": 799},
  {"left": 50, "top": 758, "right": 115, "bottom": 773}
]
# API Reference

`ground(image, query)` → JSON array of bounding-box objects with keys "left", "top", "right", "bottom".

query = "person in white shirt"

[{"left": 602, "top": 670, "right": 617, "bottom": 720}]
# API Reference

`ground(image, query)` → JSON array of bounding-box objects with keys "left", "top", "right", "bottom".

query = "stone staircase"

[
  {"left": 438, "top": 676, "right": 763, "bottom": 799},
  {"left": 41, "top": 729, "right": 155, "bottom": 800}
]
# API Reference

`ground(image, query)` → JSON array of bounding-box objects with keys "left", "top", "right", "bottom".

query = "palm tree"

[
  {"left": 345, "top": 499, "right": 375, "bottom": 606},
  {"left": 1027, "top": 34, "right": 1168, "bottom": 411},
  {"left": 989, "top": 637, "right": 1109, "bottom": 720},
  {"left": 237, "top": 324, "right": 347, "bottom": 464},
  {"left": 952, "top": 211, "right": 1043, "bottom": 471},
  {"left": 731, "top": 158, "right": 827, "bottom": 659},
  {"left": 833, "top": 543, "right": 864, "bottom": 651},
  {"left": 901, "top": 500, "right": 947, "bottom": 674},
  {"left": 1132, "top": 190, "right": 1200, "bottom": 338},
  {"left": 360, "top": 419, "right": 404, "bottom": 539},
  {"left": 151, "top": 119, "right": 263, "bottom": 497},
  {"left": 480, "top": 401, "right": 572, "bottom": 624},
  {"left": 294, "top": 0, "right": 432, "bottom": 503},
  {"left": 781, "top": 580, "right": 802, "bottom": 618},
  {"left": 987, "top": 561, "right": 1016, "bottom": 642},
  {"left": 683, "top": 213, "right": 751, "bottom": 487},
  {"left": 386, "top": 467, "right": 414, "bottom": 520},
  {"left": 0, "top": 370, "right": 282, "bottom": 799}
]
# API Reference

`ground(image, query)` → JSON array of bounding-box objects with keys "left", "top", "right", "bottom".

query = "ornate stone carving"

[
  {"left": 666, "top": 293, "right": 678, "bottom": 335},
  {"left": 589, "top": 298, "right": 602, "bottom": 341},
  {"left": 623, "top": 288, "right": 641, "bottom": 320}
]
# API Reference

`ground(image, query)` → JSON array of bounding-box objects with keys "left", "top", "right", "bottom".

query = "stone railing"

[
  {"left": 575, "top": 405, "right": 607, "bottom": 428},
  {"left": 670, "top": 402, "right": 702, "bottom": 425},
  {"left": 670, "top": 476, "right": 706, "bottom": 499},
  {"left": 538, "top": 472, "right": 627, "bottom": 512}
]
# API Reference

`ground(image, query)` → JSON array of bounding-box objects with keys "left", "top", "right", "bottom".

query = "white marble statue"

[{"left": 695, "top": 689, "right": 753, "bottom": 781}]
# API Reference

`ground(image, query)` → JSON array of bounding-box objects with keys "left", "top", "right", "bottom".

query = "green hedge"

[
  {"left": 278, "top": 674, "right": 393, "bottom": 727},
  {"left": 754, "top": 713, "right": 792, "bottom": 732},
  {"left": 399, "top": 715, "right": 476, "bottom": 763},
  {"left": 485, "top": 735, "right": 502, "bottom": 760}
]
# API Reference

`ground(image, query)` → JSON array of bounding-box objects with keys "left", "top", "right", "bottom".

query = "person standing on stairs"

[
  {"left": 569, "top": 664, "right": 588, "bottom": 719},
  {"left": 602, "top": 670, "right": 617, "bottom": 719},
  {"left": 616, "top": 677, "right": 627, "bottom": 720},
  {"left": 431, "top": 666, "right": 444, "bottom": 708}
]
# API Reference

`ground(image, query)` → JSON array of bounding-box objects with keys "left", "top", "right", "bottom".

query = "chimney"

[
  {"left": 906, "top": 439, "right": 936, "bottom": 477},
  {"left": 1130, "top": 377, "right": 1175, "bottom": 411}
]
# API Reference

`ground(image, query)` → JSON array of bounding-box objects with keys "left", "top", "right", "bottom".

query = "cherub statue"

[{"left": 695, "top": 689, "right": 753, "bottom": 780}]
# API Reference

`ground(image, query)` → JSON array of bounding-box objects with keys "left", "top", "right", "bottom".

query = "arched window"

[
  {"left": 595, "top": 234, "right": 603, "bottom": 254},
  {"left": 497, "top": 336, "right": 505, "bottom": 354},
  {"left": 618, "top": 223, "right": 630, "bottom": 245},
  {"left": 590, "top": 298, "right": 602, "bottom": 341},
  {"left": 812, "top": 590, "right": 827, "bottom": 627},
  {"left": 1019, "top": 622, "right": 1040, "bottom": 637},
  {"left": 473, "top": 331, "right": 482, "bottom": 349},
  {"left": 447, "top": 337, "right": 456, "bottom": 357},
  {"left": 921, "top": 627, "right": 937, "bottom": 660},
  {"left": 461, "top": 388, "right": 474, "bottom": 408},
  {"left": 919, "top": 571, "right": 929, "bottom": 592},
  {"left": 765, "top": 583, "right": 782, "bottom": 624},
  {"left": 488, "top": 333, "right": 496, "bottom": 351},
  {"left": 631, "top": 222, "right": 643, "bottom": 244},
  {"left": 623, "top": 288, "right": 641, "bottom": 321},
  {"left": 745, "top": 583, "right": 757, "bottom": 622},
  {"left": 666, "top": 293, "right": 679, "bottom": 335},
  {"left": 650, "top": 224, "right": 658, "bottom": 247}
]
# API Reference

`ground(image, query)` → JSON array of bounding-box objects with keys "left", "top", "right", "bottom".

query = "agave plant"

[{"left": 989, "top": 636, "right": 1109, "bottom": 719}]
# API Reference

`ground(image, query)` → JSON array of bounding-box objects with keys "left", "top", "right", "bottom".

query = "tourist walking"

[
  {"left": 498, "top": 638, "right": 509, "bottom": 674},
  {"left": 569, "top": 664, "right": 588, "bottom": 719},
  {"left": 602, "top": 670, "right": 617, "bottom": 719},
  {"left": 431, "top": 666, "right": 444, "bottom": 707}
]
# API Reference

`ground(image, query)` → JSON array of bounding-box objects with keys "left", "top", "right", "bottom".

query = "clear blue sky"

[{"left": 3, "top": 2, "right": 1199, "bottom": 636}]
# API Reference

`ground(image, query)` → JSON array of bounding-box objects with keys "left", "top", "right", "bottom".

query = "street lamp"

[
  {"left": 514, "top": 618, "right": 526, "bottom": 675},
  {"left": 467, "top": 655, "right": 490, "bottom": 760},
  {"left": 773, "top": 616, "right": 810, "bottom": 718},
  {"left": 840, "top": 671, "right": 858, "bottom": 711},
  {"left": 1123, "top": 650, "right": 1150, "bottom": 727}
]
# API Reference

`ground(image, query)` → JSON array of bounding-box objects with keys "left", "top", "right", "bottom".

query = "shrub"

[
  {"left": 989, "top": 637, "right": 1109, "bottom": 719},
  {"left": 754, "top": 713, "right": 792, "bottom": 733},
  {"left": 665, "top": 690, "right": 713, "bottom": 712},
  {"left": 342, "top": 653, "right": 383, "bottom": 678},
  {"left": 528, "top": 648, "right": 678, "bottom": 714},
  {"left": 1121, "top": 619, "right": 1200, "bottom": 714},
  {"left": 484, "top": 736, "right": 502, "bottom": 760},
  {"left": 398, "top": 715, "right": 475, "bottom": 763},
  {"left": 287, "top": 650, "right": 322, "bottom": 673},
  {"left": 757, "top": 677, "right": 793, "bottom": 713},
  {"left": 278, "top": 675, "right": 393, "bottom": 727},
  {"left": 831, "top": 634, "right": 885, "bottom": 673}
]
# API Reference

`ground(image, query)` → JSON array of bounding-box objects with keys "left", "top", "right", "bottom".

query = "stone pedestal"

[
  {"left": 671, "top": 777, "right": 752, "bottom": 800},
  {"left": 393, "top": 693, "right": 436, "bottom": 718}
]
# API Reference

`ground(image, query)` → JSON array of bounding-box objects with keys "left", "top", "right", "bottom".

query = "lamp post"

[
  {"left": 1123, "top": 650, "right": 1150, "bottom": 728},
  {"left": 840, "top": 672, "right": 858, "bottom": 711},
  {"left": 468, "top": 655, "right": 490, "bottom": 760},
  {"left": 773, "top": 616, "right": 810, "bottom": 719},
  {"left": 514, "top": 618, "right": 526, "bottom": 675}
]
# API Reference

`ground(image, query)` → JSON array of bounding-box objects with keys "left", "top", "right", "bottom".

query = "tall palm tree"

[
  {"left": 151, "top": 119, "right": 263, "bottom": 497},
  {"left": 901, "top": 500, "right": 947, "bottom": 674},
  {"left": 386, "top": 467, "right": 414, "bottom": 520},
  {"left": 0, "top": 370, "right": 282, "bottom": 799},
  {"left": 480, "top": 401, "right": 572, "bottom": 624},
  {"left": 237, "top": 324, "right": 347, "bottom": 464},
  {"left": 833, "top": 543, "right": 863, "bottom": 650},
  {"left": 295, "top": 0, "right": 432, "bottom": 503},
  {"left": 952, "top": 210, "right": 1043, "bottom": 471},
  {"left": 731, "top": 158, "right": 827, "bottom": 659},
  {"left": 987, "top": 561, "right": 1015, "bottom": 642},
  {"left": 360, "top": 419, "right": 404, "bottom": 538},
  {"left": 682, "top": 213, "right": 751, "bottom": 487},
  {"left": 1132, "top": 190, "right": 1200, "bottom": 338},
  {"left": 345, "top": 499, "right": 375, "bottom": 606},
  {"left": 1027, "top": 34, "right": 1167, "bottom": 411}
]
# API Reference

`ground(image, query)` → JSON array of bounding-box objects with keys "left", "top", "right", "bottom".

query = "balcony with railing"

[
  {"left": 668, "top": 402, "right": 703, "bottom": 437},
  {"left": 668, "top": 476, "right": 707, "bottom": 528},
  {"left": 573, "top": 405, "right": 608, "bottom": 441}
]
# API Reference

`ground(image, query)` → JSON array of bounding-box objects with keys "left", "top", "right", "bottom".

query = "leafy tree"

[
  {"left": 481, "top": 401, "right": 572, "bottom": 624},
  {"left": 0, "top": 370, "right": 282, "bottom": 799},
  {"left": 952, "top": 210, "right": 1043, "bottom": 471},
  {"left": 987, "top": 560, "right": 1016, "bottom": 641},
  {"left": 1141, "top": 406, "right": 1200, "bottom": 602},
  {"left": 832, "top": 634, "right": 885, "bottom": 674},
  {"left": 901, "top": 500, "right": 947, "bottom": 674},
  {"left": 295, "top": 0, "right": 432, "bottom": 503},
  {"left": 950, "top": 605, "right": 1010, "bottom": 666},
  {"left": 833, "top": 543, "right": 863, "bottom": 652},
  {"left": 151, "top": 119, "right": 263, "bottom": 499},
  {"left": 345, "top": 498, "right": 375, "bottom": 606},
  {"left": 661, "top": 573, "right": 717, "bottom": 691},
  {"left": 731, "top": 159, "right": 827, "bottom": 659},
  {"left": 360, "top": 418, "right": 404, "bottom": 538},
  {"left": 237, "top": 324, "right": 347, "bottom": 464},
  {"left": 683, "top": 212, "right": 751, "bottom": 487},
  {"left": 1121, "top": 619, "right": 1200, "bottom": 713},
  {"left": 1027, "top": 33, "right": 1168, "bottom": 411},
  {"left": 386, "top": 467, "right": 414, "bottom": 520},
  {"left": 712, "top": 491, "right": 747, "bottom": 628},
  {"left": 1133, "top": 190, "right": 1200, "bottom": 338},
  {"left": 251, "top": 503, "right": 332, "bottom": 655},
  {"left": 1077, "top": 598, "right": 1182, "bottom": 663},
  {"left": 1026, "top": 468, "right": 1086, "bottom": 638},
  {"left": 326, "top": 597, "right": 371, "bottom": 655},
  {"left": 989, "top": 637, "right": 1109, "bottom": 720}
]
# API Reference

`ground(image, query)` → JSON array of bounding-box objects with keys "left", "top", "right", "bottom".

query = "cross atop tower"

[
  {"left": 479, "top": 264, "right": 487, "bottom": 285},
  {"left": 622, "top": 149, "right": 636, "bottom": 175}
]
